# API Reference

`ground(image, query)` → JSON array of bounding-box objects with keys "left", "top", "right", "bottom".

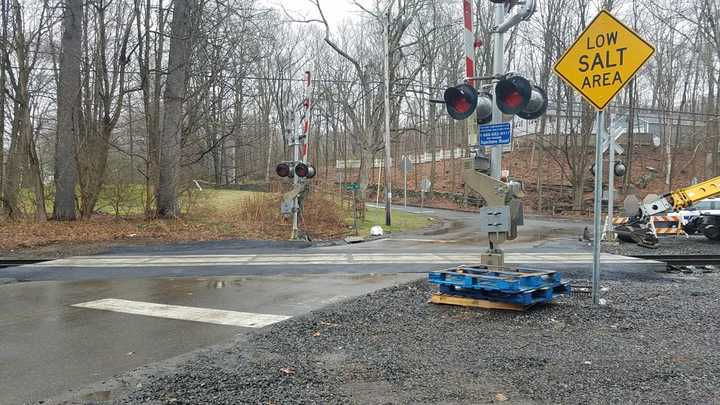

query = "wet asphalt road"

[
  {"left": 1, "top": 273, "right": 421, "bottom": 404},
  {"left": 0, "top": 206, "right": 666, "bottom": 404},
  {"left": 0, "top": 207, "right": 661, "bottom": 282}
]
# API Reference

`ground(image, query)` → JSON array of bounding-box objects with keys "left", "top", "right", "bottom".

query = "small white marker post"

[{"left": 401, "top": 155, "right": 409, "bottom": 209}]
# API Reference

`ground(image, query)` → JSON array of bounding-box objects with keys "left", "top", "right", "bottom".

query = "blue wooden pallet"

[
  {"left": 437, "top": 282, "right": 571, "bottom": 306},
  {"left": 428, "top": 265, "right": 562, "bottom": 293}
]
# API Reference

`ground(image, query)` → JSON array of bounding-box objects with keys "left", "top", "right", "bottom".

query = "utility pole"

[
  {"left": 490, "top": 2, "right": 505, "bottom": 180},
  {"left": 383, "top": 10, "right": 392, "bottom": 226}
]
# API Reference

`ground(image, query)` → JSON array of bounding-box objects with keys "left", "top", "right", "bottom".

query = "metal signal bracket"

[{"left": 492, "top": 0, "right": 535, "bottom": 33}]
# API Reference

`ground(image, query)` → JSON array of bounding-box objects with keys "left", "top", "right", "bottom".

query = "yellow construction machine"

[{"left": 616, "top": 175, "right": 720, "bottom": 246}]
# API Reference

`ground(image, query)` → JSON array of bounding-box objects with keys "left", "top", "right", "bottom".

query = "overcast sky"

[{"left": 265, "top": 0, "right": 360, "bottom": 26}]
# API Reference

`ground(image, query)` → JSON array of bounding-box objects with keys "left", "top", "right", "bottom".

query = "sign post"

[
  {"left": 591, "top": 110, "right": 604, "bottom": 305},
  {"left": 554, "top": 10, "right": 654, "bottom": 306},
  {"left": 420, "top": 177, "right": 431, "bottom": 211},
  {"left": 401, "top": 156, "right": 414, "bottom": 208}
]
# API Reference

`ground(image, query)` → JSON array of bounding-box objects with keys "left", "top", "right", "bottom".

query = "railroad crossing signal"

[
  {"left": 443, "top": 76, "right": 548, "bottom": 123},
  {"left": 276, "top": 161, "right": 316, "bottom": 179},
  {"left": 553, "top": 10, "right": 655, "bottom": 111},
  {"left": 591, "top": 160, "right": 626, "bottom": 177}
]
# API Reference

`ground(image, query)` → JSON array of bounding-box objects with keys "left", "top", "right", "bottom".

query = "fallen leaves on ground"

[{"left": 0, "top": 191, "right": 348, "bottom": 254}]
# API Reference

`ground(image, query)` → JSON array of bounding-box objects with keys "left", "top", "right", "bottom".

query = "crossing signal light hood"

[
  {"left": 443, "top": 84, "right": 478, "bottom": 120},
  {"left": 294, "top": 163, "right": 316, "bottom": 179},
  {"left": 495, "top": 76, "right": 531, "bottom": 114},
  {"left": 516, "top": 85, "right": 548, "bottom": 120},
  {"left": 276, "top": 162, "right": 292, "bottom": 177}
]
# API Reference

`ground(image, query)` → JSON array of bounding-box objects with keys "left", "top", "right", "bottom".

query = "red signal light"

[
  {"left": 503, "top": 90, "right": 524, "bottom": 109},
  {"left": 451, "top": 98, "right": 472, "bottom": 113},
  {"left": 495, "top": 76, "right": 531, "bottom": 115},
  {"left": 276, "top": 163, "right": 291, "bottom": 177},
  {"left": 295, "top": 163, "right": 309, "bottom": 177},
  {"left": 443, "top": 84, "right": 478, "bottom": 120},
  {"left": 293, "top": 163, "right": 316, "bottom": 178}
]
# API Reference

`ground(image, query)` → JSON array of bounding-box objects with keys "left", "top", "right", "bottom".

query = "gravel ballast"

[
  {"left": 58, "top": 273, "right": 720, "bottom": 405},
  {"left": 603, "top": 235, "right": 719, "bottom": 256}
]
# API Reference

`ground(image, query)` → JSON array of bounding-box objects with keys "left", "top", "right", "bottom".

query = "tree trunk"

[
  {"left": 4, "top": 0, "right": 46, "bottom": 220},
  {"left": 263, "top": 121, "right": 272, "bottom": 184},
  {"left": 357, "top": 146, "right": 372, "bottom": 199},
  {"left": 78, "top": 125, "right": 112, "bottom": 218},
  {"left": 428, "top": 97, "right": 437, "bottom": 197},
  {"left": 53, "top": 0, "right": 83, "bottom": 220},
  {"left": 2, "top": 111, "right": 24, "bottom": 218},
  {"left": 27, "top": 125, "right": 47, "bottom": 221},
  {"left": 0, "top": 0, "right": 6, "bottom": 214},
  {"left": 233, "top": 78, "right": 245, "bottom": 184},
  {"left": 157, "top": 0, "right": 193, "bottom": 218},
  {"left": 715, "top": 72, "right": 720, "bottom": 176},
  {"left": 138, "top": 0, "right": 163, "bottom": 216},
  {"left": 536, "top": 116, "right": 547, "bottom": 212},
  {"left": 572, "top": 172, "right": 585, "bottom": 212},
  {"left": 623, "top": 79, "right": 635, "bottom": 191}
]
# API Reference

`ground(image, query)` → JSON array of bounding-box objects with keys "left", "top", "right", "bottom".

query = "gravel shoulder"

[
  {"left": 603, "top": 235, "right": 719, "bottom": 256},
  {"left": 49, "top": 270, "right": 720, "bottom": 405}
]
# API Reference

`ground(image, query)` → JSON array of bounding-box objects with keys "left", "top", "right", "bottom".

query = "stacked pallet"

[{"left": 428, "top": 265, "right": 571, "bottom": 311}]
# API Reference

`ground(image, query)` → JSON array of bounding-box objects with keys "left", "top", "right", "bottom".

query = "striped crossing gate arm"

[
  {"left": 463, "top": 0, "right": 474, "bottom": 86},
  {"left": 301, "top": 71, "right": 312, "bottom": 163}
]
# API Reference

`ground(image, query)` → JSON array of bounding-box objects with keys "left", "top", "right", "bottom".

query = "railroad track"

[
  {"left": 630, "top": 254, "right": 720, "bottom": 266},
  {"left": 0, "top": 258, "right": 51, "bottom": 269}
]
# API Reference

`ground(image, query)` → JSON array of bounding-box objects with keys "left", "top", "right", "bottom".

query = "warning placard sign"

[{"left": 554, "top": 10, "right": 654, "bottom": 111}]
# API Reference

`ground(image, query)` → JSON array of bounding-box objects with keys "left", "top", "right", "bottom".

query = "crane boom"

[{"left": 640, "top": 176, "right": 720, "bottom": 218}]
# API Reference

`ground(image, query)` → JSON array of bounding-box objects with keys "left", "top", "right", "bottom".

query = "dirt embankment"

[{"left": 324, "top": 145, "right": 711, "bottom": 216}]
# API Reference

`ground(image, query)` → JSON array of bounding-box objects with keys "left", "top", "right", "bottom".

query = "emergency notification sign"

[{"left": 554, "top": 10, "right": 654, "bottom": 111}]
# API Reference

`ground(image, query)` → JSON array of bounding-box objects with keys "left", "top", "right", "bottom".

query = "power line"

[
  {"left": 8, "top": 65, "right": 720, "bottom": 119},
  {"left": 10, "top": 63, "right": 361, "bottom": 84}
]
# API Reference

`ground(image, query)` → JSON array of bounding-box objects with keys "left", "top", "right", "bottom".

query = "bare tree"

[
  {"left": 156, "top": 0, "right": 195, "bottom": 217},
  {"left": 2, "top": 0, "right": 52, "bottom": 220},
  {"left": 0, "top": 0, "right": 7, "bottom": 213},
  {"left": 52, "top": 0, "right": 82, "bottom": 220},
  {"left": 134, "top": 0, "right": 165, "bottom": 216}
]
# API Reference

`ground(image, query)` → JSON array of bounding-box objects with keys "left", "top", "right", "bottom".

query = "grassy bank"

[{"left": 349, "top": 206, "right": 435, "bottom": 237}]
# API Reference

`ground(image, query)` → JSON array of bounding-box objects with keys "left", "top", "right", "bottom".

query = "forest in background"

[{"left": 0, "top": 0, "right": 718, "bottom": 223}]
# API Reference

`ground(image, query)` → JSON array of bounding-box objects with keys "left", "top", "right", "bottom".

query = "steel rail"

[{"left": 0, "top": 258, "right": 51, "bottom": 269}]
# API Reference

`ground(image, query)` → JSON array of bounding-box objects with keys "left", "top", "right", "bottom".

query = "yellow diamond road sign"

[{"left": 554, "top": 10, "right": 654, "bottom": 111}]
